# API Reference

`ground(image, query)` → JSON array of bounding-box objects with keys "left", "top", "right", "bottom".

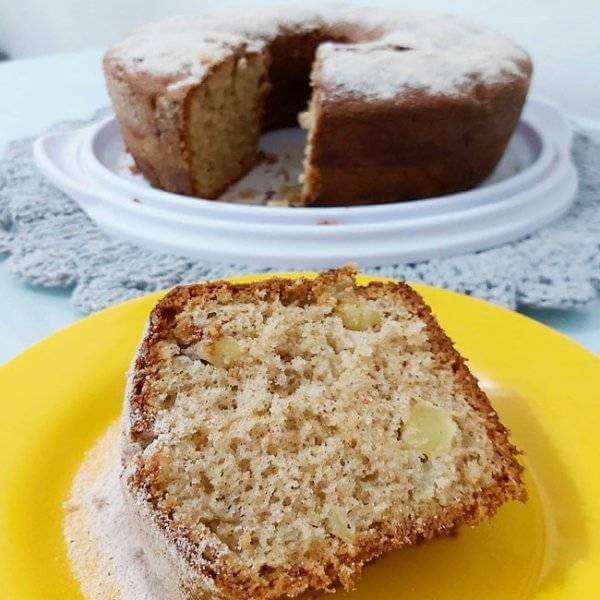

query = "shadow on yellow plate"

[{"left": 0, "top": 274, "right": 598, "bottom": 599}]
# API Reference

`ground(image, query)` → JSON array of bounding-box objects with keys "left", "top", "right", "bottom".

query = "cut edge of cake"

[
  {"left": 183, "top": 46, "right": 271, "bottom": 199},
  {"left": 121, "top": 266, "right": 526, "bottom": 599}
]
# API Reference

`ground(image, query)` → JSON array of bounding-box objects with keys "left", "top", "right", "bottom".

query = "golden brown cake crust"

[
  {"left": 103, "top": 6, "right": 532, "bottom": 205},
  {"left": 123, "top": 268, "right": 525, "bottom": 599},
  {"left": 302, "top": 74, "right": 531, "bottom": 205}
]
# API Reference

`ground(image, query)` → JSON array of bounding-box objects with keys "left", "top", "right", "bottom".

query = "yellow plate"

[{"left": 1, "top": 274, "right": 599, "bottom": 599}]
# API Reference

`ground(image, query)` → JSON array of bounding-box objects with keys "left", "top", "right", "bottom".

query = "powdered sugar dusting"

[
  {"left": 202, "top": 4, "right": 325, "bottom": 38},
  {"left": 64, "top": 423, "right": 170, "bottom": 600},
  {"left": 107, "top": 27, "right": 260, "bottom": 92},
  {"left": 203, "top": 3, "right": 399, "bottom": 41},
  {"left": 106, "top": 3, "right": 529, "bottom": 100},
  {"left": 317, "top": 14, "right": 529, "bottom": 99}
]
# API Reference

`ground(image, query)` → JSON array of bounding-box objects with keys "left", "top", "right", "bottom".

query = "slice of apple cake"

[{"left": 122, "top": 266, "right": 525, "bottom": 599}]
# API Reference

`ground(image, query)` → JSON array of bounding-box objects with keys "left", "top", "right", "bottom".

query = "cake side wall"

[
  {"left": 103, "top": 59, "right": 196, "bottom": 196},
  {"left": 303, "top": 72, "right": 531, "bottom": 206}
]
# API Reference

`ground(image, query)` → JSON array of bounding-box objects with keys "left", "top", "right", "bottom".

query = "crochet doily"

[{"left": 1, "top": 109, "right": 599, "bottom": 314}]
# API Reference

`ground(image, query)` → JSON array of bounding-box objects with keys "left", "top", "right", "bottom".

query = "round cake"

[{"left": 103, "top": 4, "right": 532, "bottom": 206}]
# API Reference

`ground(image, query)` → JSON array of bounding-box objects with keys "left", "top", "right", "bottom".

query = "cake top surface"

[
  {"left": 105, "top": 27, "right": 261, "bottom": 92},
  {"left": 105, "top": 3, "right": 531, "bottom": 99},
  {"left": 122, "top": 268, "right": 524, "bottom": 596},
  {"left": 316, "top": 15, "right": 530, "bottom": 99}
]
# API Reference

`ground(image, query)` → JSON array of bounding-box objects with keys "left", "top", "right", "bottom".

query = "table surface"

[{"left": 1, "top": 48, "right": 600, "bottom": 365}]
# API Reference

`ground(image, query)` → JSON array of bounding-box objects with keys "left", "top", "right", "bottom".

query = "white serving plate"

[{"left": 33, "top": 97, "right": 577, "bottom": 268}]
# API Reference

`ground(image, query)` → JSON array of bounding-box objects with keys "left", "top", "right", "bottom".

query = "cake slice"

[{"left": 122, "top": 267, "right": 525, "bottom": 599}]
